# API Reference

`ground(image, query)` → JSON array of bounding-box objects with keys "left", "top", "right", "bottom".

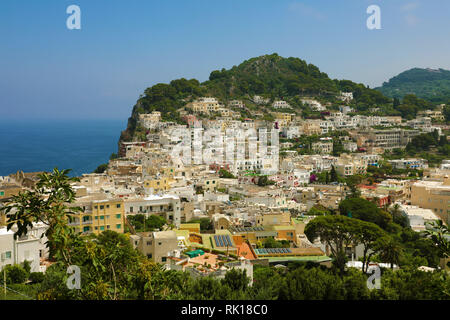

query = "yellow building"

[
  {"left": 255, "top": 211, "right": 291, "bottom": 226},
  {"left": 204, "top": 178, "right": 218, "bottom": 192},
  {"left": 269, "top": 225, "right": 297, "bottom": 244},
  {"left": 188, "top": 97, "right": 220, "bottom": 114},
  {"left": 302, "top": 121, "right": 321, "bottom": 136},
  {"left": 71, "top": 199, "right": 125, "bottom": 235},
  {"left": 144, "top": 177, "right": 173, "bottom": 193},
  {"left": 411, "top": 177, "right": 450, "bottom": 225},
  {"left": 179, "top": 223, "right": 201, "bottom": 233}
]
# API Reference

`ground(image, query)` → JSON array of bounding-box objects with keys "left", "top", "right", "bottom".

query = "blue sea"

[{"left": 0, "top": 119, "right": 126, "bottom": 177}]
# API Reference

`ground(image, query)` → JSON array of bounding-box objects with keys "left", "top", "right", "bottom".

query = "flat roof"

[{"left": 266, "top": 256, "right": 331, "bottom": 263}]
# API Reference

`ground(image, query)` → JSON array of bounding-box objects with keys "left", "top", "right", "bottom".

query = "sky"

[{"left": 1, "top": 0, "right": 449, "bottom": 120}]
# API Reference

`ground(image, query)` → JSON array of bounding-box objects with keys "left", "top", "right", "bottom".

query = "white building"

[
  {"left": 395, "top": 203, "right": 441, "bottom": 232},
  {"left": 124, "top": 194, "right": 181, "bottom": 228},
  {"left": 301, "top": 99, "right": 325, "bottom": 111},
  {"left": 272, "top": 100, "right": 291, "bottom": 109},
  {"left": 1, "top": 223, "right": 47, "bottom": 273},
  {"left": 388, "top": 158, "right": 428, "bottom": 170}
]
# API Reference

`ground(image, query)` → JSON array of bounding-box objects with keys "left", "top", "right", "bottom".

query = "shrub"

[
  {"left": 29, "top": 272, "right": 45, "bottom": 283},
  {"left": 22, "top": 260, "right": 32, "bottom": 277},
  {"left": 2, "top": 265, "right": 28, "bottom": 284}
]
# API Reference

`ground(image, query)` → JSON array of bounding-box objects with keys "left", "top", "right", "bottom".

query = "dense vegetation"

[
  {"left": 120, "top": 54, "right": 392, "bottom": 142},
  {"left": 376, "top": 68, "right": 450, "bottom": 104},
  {"left": 126, "top": 214, "right": 167, "bottom": 232}
]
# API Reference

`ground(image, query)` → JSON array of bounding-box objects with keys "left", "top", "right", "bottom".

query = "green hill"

[
  {"left": 376, "top": 68, "right": 450, "bottom": 103},
  {"left": 120, "top": 53, "right": 391, "bottom": 142}
]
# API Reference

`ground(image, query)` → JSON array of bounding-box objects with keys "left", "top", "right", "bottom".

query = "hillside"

[
  {"left": 376, "top": 68, "right": 450, "bottom": 103},
  {"left": 119, "top": 53, "right": 391, "bottom": 142}
]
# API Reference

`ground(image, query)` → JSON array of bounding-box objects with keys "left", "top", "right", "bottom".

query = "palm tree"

[
  {"left": 3, "top": 168, "right": 81, "bottom": 265},
  {"left": 379, "top": 238, "right": 402, "bottom": 269},
  {"left": 423, "top": 220, "right": 450, "bottom": 261}
]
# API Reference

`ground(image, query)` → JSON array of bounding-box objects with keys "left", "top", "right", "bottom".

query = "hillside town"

[{"left": 1, "top": 93, "right": 449, "bottom": 286}]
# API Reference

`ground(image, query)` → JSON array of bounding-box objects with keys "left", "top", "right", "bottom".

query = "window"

[
  {"left": 158, "top": 242, "right": 162, "bottom": 246},
  {"left": 0, "top": 191, "right": 4, "bottom": 196},
  {"left": 100, "top": 205, "right": 104, "bottom": 210},
  {"left": 130, "top": 207, "right": 133, "bottom": 213},
  {"left": 107, "top": 225, "right": 110, "bottom": 229},
  {"left": 116, "top": 204, "right": 121, "bottom": 208},
  {"left": 100, "top": 216, "right": 104, "bottom": 220},
  {"left": 147, "top": 241, "right": 152, "bottom": 246},
  {"left": 94, "top": 205, "right": 98, "bottom": 209},
  {"left": 83, "top": 226, "right": 90, "bottom": 232},
  {"left": 5, "top": 251, "right": 11, "bottom": 259},
  {"left": 161, "top": 257, "right": 167, "bottom": 262},
  {"left": 116, "top": 224, "right": 121, "bottom": 229},
  {"left": 100, "top": 226, "right": 105, "bottom": 231},
  {"left": 147, "top": 254, "right": 152, "bottom": 259},
  {"left": 116, "top": 214, "right": 121, "bottom": 219},
  {"left": 106, "top": 205, "right": 110, "bottom": 208}
]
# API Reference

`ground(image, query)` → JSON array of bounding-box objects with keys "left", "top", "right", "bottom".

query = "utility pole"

[{"left": 3, "top": 268, "right": 6, "bottom": 297}]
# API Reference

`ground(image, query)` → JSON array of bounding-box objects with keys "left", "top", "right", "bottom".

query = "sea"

[{"left": 0, "top": 119, "right": 126, "bottom": 177}]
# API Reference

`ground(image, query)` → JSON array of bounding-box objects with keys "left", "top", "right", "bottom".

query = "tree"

[
  {"left": 3, "top": 168, "right": 81, "bottom": 265},
  {"left": 279, "top": 266, "right": 345, "bottom": 299},
  {"left": 218, "top": 169, "right": 236, "bottom": 179},
  {"left": 330, "top": 165, "right": 338, "bottom": 182},
  {"left": 339, "top": 198, "right": 392, "bottom": 229},
  {"left": 262, "top": 237, "right": 289, "bottom": 248},
  {"left": 422, "top": 220, "right": 450, "bottom": 265},
  {"left": 221, "top": 269, "right": 250, "bottom": 292},
  {"left": 257, "top": 175, "right": 275, "bottom": 186},
  {"left": 94, "top": 163, "right": 108, "bottom": 174},
  {"left": 188, "top": 218, "right": 213, "bottom": 232},
  {"left": 378, "top": 237, "right": 403, "bottom": 269},
  {"left": 353, "top": 222, "right": 387, "bottom": 273},
  {"left": 389, "top": 203, "right": 408, "bottom": 228},
  {"left": 304, "top": 215, "right": 361, "bottom": 275}
]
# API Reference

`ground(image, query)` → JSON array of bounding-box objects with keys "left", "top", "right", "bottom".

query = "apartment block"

[{"left": 411, "top": 177, "right": 450, "bottom": 224}]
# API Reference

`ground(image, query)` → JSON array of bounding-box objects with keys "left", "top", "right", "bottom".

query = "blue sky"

[{"left": 1, "top": 0, "right": 449, "bottom": 120}]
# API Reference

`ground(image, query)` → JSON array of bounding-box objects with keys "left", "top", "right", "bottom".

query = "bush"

[
  {"left": 22, "top": 260, "right": 32, "bottom": 277},
  {"left": 29, "top": 272, "right": 45, "bottom": 284},
  {"left": 2, "top": 265, "right": 28, "bottom": 284}
]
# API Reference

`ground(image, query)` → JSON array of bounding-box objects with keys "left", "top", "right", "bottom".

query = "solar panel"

[
  {"left": 219, "top": 235, "right": 224, "bottom": 247},
  {"left": 214, "top": 236, "right": 219, "bottom": 247},
  {"left": 276, "top": 248, "right": 282, "bottom": 253},
  {"left": 225, "top": 235, "right": 232, "bottom": 247},
  {"left": 282, "top": 248, "right": 288, "bottom": 253},
  {"left": 215, "top": 235, "right": 220, "bottom": 247},
  {"left": 221, "top": 235, "right": 226, "bottom": 247},
  {"left": 286, "top": 248, "right": 292, "bottom": 253}
]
